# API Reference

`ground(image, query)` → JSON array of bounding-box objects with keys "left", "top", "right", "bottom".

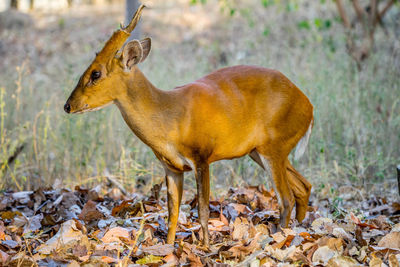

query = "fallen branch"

[
  {"left": 1, "top": 143, "right": 25, "bottom": 177},
  {"left": 106, "top": 175, "right": 127, "bottom": 196}
]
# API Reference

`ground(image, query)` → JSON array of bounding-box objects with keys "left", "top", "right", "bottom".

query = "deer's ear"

[
  {"left": 122, "top": 40, "right": 143, "bottom": 70},
  {"left": 139, "top": 37, "right": 151, "bottom": 63},
  {"left": 121, "top": 38, "right": 151, "bottom": 70}
]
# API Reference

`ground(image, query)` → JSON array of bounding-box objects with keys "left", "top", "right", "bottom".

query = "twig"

[
  {"left": 397, "top": 165, "right": 400, "bottom": 196},
  {"left": 23, "top": 237, "right": 38, "bottom": 267},
  {"left": 236, "top": 250, "right": 264, "bottom": 267},
  {"left": 370, "top": 0, "right": 378, "bottom": 27},
  {"left": 8, "top": 144, "right": 25, "bottom": 166},
  {"left": 33, "top": 110, "right": 44, "bottom": 169},
  {"left": 379, "top": 0, "right": 395, "bottom": 18},
  {"left": 335, "top": 0, "right": 351, "bottom": 29},
  {"left": 352, "top": 0, "right": 366, "bottom": 22},
  {"left": 106, "top": 175, "right": 127, "bottom": 196},
  {"left": 121, "top": 201, "right": 146, "bottom": 267},
  {"left": 1, "top": 143, "right": 25, "bottom": 183}
]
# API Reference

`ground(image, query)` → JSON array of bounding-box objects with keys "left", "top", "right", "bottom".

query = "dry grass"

[{"left": 0, "top": 0, "right": 399, "bottom": 199}]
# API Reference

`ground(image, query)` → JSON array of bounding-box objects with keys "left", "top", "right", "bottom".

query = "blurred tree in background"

[
  {"left": 190, "top": 0, "right": 399, "bottom": 69},
  {"left": 10, "top": 0, "right": 19, "bottom": 9},
  {"left": 335, "top": 0, "right": 397, "bottom": 68}
]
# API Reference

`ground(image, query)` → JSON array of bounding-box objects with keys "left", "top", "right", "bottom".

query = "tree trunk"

[
  {"left": 10, "top": 0, "right": 19, "bottom": 9},
  {"left": 125, "top": 0, "right": 141, "bottom": 41}
]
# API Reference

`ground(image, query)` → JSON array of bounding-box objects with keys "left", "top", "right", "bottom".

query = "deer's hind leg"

[
  {"left": 249, "top": 150, "right": 311, "bottom": 223},
  {"left": 285, "top": 159, "right": 311, "bottom": 222},
  {"left": 250, "top": 149, "right": 294, "bottom": 227}
]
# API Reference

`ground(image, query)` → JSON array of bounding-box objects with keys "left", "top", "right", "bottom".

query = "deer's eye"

[{"left": 91, "top": 70, "right": 101, "bottom": 81}]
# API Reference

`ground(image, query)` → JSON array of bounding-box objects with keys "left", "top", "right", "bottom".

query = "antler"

[
  {"left": 122, "top": 4, "right": 146, "bottom": 33},
  {"left": 94, "top": 5, "right": 146, "bottom": 60}
]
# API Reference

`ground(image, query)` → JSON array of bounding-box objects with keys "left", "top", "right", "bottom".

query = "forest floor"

[{"left": 0, "top": 182, "right": 399, "bottom": 266}]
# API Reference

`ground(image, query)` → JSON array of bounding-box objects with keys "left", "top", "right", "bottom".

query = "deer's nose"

[{"left": 64, "top": 103, "right": 71, "bottom": 113}]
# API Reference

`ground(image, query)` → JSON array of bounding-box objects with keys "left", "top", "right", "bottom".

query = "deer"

[{"left": 64, "top": 5, "right": 313, "bottom": 247}]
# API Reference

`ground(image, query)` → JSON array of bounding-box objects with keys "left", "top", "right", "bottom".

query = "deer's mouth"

[{"left": 71, "top": 102, "right": 113, "bottom": 114}]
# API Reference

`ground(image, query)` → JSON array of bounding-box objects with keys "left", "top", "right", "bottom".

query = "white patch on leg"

[
  {"left": 258, "top": 153, "right": 282, "bottom": 207},
  {"left": 182, "top": 156, "right": 195, "bottom": 171},
  {"left": 294, "top": 119, "right": 313, "bottom": 160}
]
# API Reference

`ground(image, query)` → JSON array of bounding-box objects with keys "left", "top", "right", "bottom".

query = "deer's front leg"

[
  {"left": 195, "top": 162, "right": 210, "bottom": 247},
  {"left": 165, "top": 168, "right": 184, "bottom": 244}
]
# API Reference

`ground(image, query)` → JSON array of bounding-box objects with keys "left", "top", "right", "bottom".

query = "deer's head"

[{"left": 64, "top": 5, "right": 151, "bottom": 114}]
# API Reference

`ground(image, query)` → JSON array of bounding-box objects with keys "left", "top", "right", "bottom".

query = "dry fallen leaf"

[
  {"left": 7, "top": 252, "right": 36, "bottom": 266},
  {"left": 0, "top": 250, "right": 9, "bottom": 264},
  {"left": 228, "top": 233, "right": 261, "bottom": 259},
  {"left": 163, "top": 253, "right": 179, "bottom": 266},
  {"left": 311, "top": 217, "right": 333, "bottom": 234},
  {"left": 271, "top": 231, "right": 285, "bottom": 243},
  {"left": 232, "top": 217, "right": 250, "bottom": 240},
  {"left": 111, "top": 199, "right": 135, "bottom": 217},
  {"left": 264, "top": 244, "right": 301, "bottom": 262},
  {"left": 181, "top": 243, "right": 203, "bottom": 267},
  {"left": 255, "top": 224, "right": 269, "bottom": 236},
  {"left": 332, "top": 227, "right": 352, "bottom": 240},
  {"left": 72, "top": 244, "right": 88, "bottom": 257},
  {"left": 388, "top": 254, "right": 399, "bottom": 267},
  {"left": 23, "top": 213, "right": 43, "bottom": 234},
  {"left": 136, "top": 254, "right": 163, "bottom": 265},
  {"left": 369, "top": 254, "right": 384, "bottom": 267},
  {"left": 220, "top": 210, "right": 229, "bottom": 226},
  {"left": 78, "top": 200, "right": 104, "bottom": 222},
  {"left": 378, "top": 231, "right": 400, "bottom": 249},
  {"left": 260, "top": 256, "right": 278, "bottom": 266},
  {"left": 66, "top": 260, "right": 80, "bottom": 267},
  {"left": 37, "top": 220, "right": 88, "bottom": 255},
  {"left": 350, "top": 212, "right": 378, "bottom": 229},
  {"left": 229, "top": 203, "right": 253, "bottom": 215},
  {"left": 312, "top": 245, "right": 338, "bottom": 265},
  {"left": 101, "top": 255, "right": 118, "bottom": 264},
  {"left": 208, "top": 218, "right": 226, "bottom": 231},
  {"left": 326, "top": 237, "right": 344, "bottom": 254},
  {"left": 327, "top": 255, "right": 359, "bottom": 267},
  {"left": 142, "top": 244, "right": 174, "bottom": 256},
  {"left": 101, "top": 226, "right": 131, "bottom": 243}
]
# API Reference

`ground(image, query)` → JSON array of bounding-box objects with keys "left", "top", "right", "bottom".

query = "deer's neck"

[{"left": 114, "top": 68, "right": 179, "bottom": 153}]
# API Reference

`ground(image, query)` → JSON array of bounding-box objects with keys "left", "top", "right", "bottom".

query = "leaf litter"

[{"left": 0, "top": 183, "right": 399, "bottom": 266}]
